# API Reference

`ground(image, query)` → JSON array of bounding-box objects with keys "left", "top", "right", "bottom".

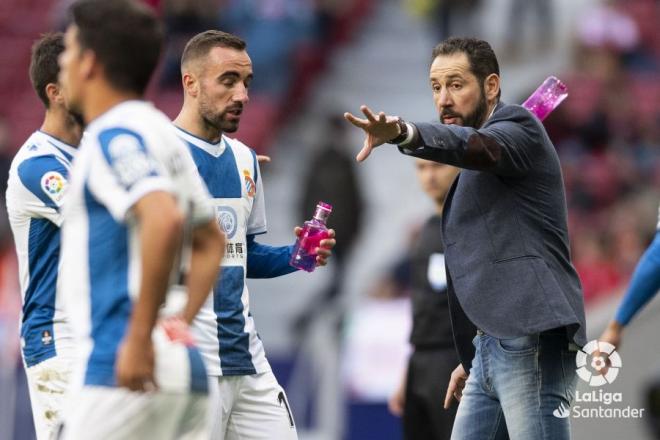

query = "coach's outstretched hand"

[
  {"left": 293, "top": 227, "right": 336, "bottom": 267},
  {"left": 344, "top": 105, "right": 401, "bottom": 162}
]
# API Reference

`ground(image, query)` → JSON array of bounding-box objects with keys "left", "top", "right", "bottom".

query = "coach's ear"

[{"left": 181, "top": 72, "right": 199, "bottom": 98}]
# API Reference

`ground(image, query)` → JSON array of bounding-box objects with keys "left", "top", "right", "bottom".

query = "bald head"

[{"left": 181, "top": 30, "right": 246, "bottom": 73}]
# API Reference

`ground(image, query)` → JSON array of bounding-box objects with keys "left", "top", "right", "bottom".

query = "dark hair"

[
  {"left": 29, "top": 33, "right": 65, "bottom": 109},
  {"left": 181, "top": 30, "right": 247, "bottom": 68},
  {"left": 432, "top": 37, "right": 501, "bottom": 99},
  {"left": 70, "top": 0, "right": 163, "bottom": 95}
]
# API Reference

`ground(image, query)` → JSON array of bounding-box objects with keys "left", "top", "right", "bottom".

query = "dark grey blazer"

[{"left": 400, "top": 102, "right": 587, "bottom": 366}]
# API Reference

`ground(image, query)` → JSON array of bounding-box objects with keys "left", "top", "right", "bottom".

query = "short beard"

[
  {"left": 463, "top": 87, "right": 489, "bottom": 128},
  {"left": 199, "top": 105, "right": 239, "bottom": 134},
  {"left": 67, "top": 109, "right": 85, "bottom": 130}
]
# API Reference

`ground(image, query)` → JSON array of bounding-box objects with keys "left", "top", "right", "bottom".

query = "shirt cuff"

[{"left": 398, "top": 123, "right": 415, "bottom": 146}]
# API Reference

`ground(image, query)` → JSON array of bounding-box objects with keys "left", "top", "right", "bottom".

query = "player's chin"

[{"left": 221, "top": 121, "right": 241, "bottom": 133}]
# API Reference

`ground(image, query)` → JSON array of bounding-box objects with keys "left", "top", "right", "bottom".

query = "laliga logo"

[{"left": 576, "top": 340, "right": 622, "bottom": 387}]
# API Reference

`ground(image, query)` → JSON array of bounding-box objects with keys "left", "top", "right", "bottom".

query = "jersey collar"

[
  {"left": 38, "top": 130, "right": 78, "bottom": 160},
  {"left": 174, "top": 126, "right": 227, "bottom": 157}
]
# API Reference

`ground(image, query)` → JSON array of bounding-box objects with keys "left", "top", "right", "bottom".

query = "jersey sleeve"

[
  {"left": 613, "top": 231, "right": 660, "bottom": 326},
  {"left": 246, "top": 149, "right": 267, "bottom": 235},
  {"left": 16, "top": 154, "right": 70, "bottom": 226},
  {"left": 87, "top": 127, "right": 175, "bottom": 222}
]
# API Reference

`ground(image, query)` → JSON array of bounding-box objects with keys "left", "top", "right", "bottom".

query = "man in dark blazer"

[{"left": 344, "top": 37, "right": 586, "bottom": 439}]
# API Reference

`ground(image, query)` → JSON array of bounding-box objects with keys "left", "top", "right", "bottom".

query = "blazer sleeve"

[{"left": 399, "top": 105, "right": 543, "bottom": 177}]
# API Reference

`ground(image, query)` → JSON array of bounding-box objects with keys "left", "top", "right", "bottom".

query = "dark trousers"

[{"left": 403, "top": 347, "right": 459, "bottom": 440}]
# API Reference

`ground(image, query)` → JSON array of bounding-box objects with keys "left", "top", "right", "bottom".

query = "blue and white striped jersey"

[
  {"left": 6, "top": 130, "right": 77, "bottom": 367},
  {"left": 176, "top": 127, "right": 270, "bottom": 376},
  {"left": 59, "top": 101, "right": 213, "bottom": 390}
]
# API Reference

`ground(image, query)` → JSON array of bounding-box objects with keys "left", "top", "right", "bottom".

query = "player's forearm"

[
  {"left": 129, "top": 195, "right": 184, "bottom": 341},
  {"left": 246, "top": 235, "right": 297, "bottom": 278},
  {"left": 183, "top": 220, "right": 225, "bottom": 324},
  {"left": 613, "top": 231, "right": 660, "bottom": 326}
]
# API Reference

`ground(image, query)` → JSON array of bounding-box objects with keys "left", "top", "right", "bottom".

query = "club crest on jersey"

[
  {"left": 215, "top": 206, "right": 238, "bottom": 239},
  {"left": 41, "top": 330, "right": 53, "bottom": 345},
  {"left": 41, "top": 171, "right": 66, "bottom": 204},
  {"left": 243, "top": 170, "right": 256, "bottom": 198}
]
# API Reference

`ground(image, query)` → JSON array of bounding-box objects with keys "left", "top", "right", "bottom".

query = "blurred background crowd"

[{"left": 0, "top": 0, "right": 658, "bottom": 439}]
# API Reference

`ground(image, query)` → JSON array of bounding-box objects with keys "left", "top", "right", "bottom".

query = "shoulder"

[
  {"left": 17, "top": 154, "right": 68, "bottom": 183},
  {"left": 490, "top": 103, "right": 537, "bottom": 125},
  {"left": 224, "top": 136, "right": 255, "bottom": 155},
  {"left": 485, "top": 102, "right": 546, "bottom": 141},
  {"left": 16, "top": 154, "right": 68, "bottom": 205},
  {"left": 224, "top": 136, "right": 258, "bottom": 165}
]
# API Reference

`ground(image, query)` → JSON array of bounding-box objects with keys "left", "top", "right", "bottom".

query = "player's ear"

[
  {"left": 79, "top": 49, "right": 96, "bottom": 81},
  {"left": 45, "top": 83, "right": 61, "bottom": 106},
  {"left": 182, "top": 71, "right": 199, "bottom": 98}
]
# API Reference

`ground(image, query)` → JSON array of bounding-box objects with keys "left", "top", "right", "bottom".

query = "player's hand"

[
  {"left": 161, "top": 316, "right": 195, "bottom": 346},
  {"left": 293, "top": 227, "right": 336, "bottom": 267},
  {"left": 388, "top": 379, "right": 406, "bottom": 417},
  {"left": 116, "top": 334, "right": 156, "bottom": 392},
  {"left": 257, "top": 155, "right": 271, "bottom": 164},
  {"left": 344, "top": 105, "right": 400, "bottom": 162},
  {"left": 599, "top": 321, "right": 623, "bottom": 350},
  {"left": 444, "top": 363, "right": 468, "bottom": 409}
]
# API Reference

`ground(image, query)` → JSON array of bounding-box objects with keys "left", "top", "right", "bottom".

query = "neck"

[
  {"left": 486, "top": 100, "right": 498, "bottom": 120},
  {"left": 434, "top": 200, "right": 444, "bottom": 215},
  {"left": 82, "top": 82, "right": 141, "bottom": 125},
  {"left": 174, "top": 104, "right": 223, "bottom": 144},
  {"left": 40, "top": 107, "right": 82, "bottom": 147}
]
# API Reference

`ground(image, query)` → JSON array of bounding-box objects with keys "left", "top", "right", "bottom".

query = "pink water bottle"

[
  {"left": 522, "top": 76, "right": 568, "bottom": 121},
  {"left": 290, "top": 202, "right": 332, "bottom": 272}
]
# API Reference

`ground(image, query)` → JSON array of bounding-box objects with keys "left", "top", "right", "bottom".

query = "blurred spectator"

[
  {"left": 505, "top": 0, "right": 554, "bottom": 56},
  {"left": 542, "top": 0, "right": 660, "bottom": 304},
  {"left": 406, "top": 0, "right": 482, "bottom": 42},
  {"left": 0, "top": 117, "right": 12, "bottom": 196},
  {"left": 160, "top": 0, "right": 218, "bottom": 86},
  {"left": 293, "top": 114, "right": 364, "bottom": 337},
  {"left": 387, "top": 160, "right": 459, "bottom": 440},
  {"left": 219, "top": 0, "right": 316, "bottom": 98}
]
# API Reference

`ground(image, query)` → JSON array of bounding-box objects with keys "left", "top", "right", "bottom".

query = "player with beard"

[
  {"left": 345, "top": 37, "right": 586, "bottom": 439},
  {"left": 173, "top": 30, "right": 336, "bottom": 440},
  {"left": 5, "top": 33, "right": 82, "bottom": 439}
]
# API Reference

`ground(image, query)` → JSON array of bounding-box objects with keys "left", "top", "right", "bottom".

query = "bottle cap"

[{"left": 314, "top": 201, "right": 332, "bottom": 222}]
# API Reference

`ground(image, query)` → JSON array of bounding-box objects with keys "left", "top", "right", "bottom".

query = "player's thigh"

[
  {"left": 175, "top": 393, "right": 211, "bottom": 440},
  {"left": 226, "top": 372, "right": 297, "bottom": 440},
  {"left": 60, "top": 387, "right": 206, "bottom": 440},
  {"left": 209, "top": 376, "right": 238, "bottom": 440},
  {"left": 25, "top": 356, "right": 73, "bottom": 440}
]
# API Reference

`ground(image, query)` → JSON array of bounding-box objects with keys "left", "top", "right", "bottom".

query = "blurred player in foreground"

[
  {"left": 56, "top": 1, "right": 224, "bottom": 438},
  {"left": 5, "top": 32, "right": 82, "bottom": 439},
  {"left": 173, "top": 30, "right": 336, "bottom": 439}
]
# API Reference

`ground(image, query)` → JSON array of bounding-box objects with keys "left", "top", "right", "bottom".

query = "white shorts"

[
  {"left": 210, "top": 371, "right": 298, "bottom": 440},
  {"left": 59, "top": 386, "right": 209, "bottom": 440},
  {"left": 25, "top": 353, "right": 75, "bottom": 440},
  {"left": 59, "top": 326, "right": 210, "bottom": 440}
]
